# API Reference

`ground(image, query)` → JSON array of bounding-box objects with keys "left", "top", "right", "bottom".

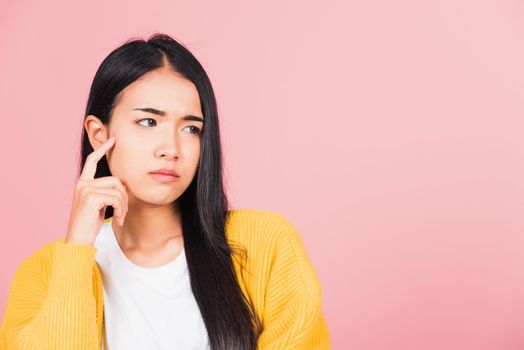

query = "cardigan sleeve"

[
  {"left": 0, "top": 241, "right": 100, "bottom": 350},
  {"left": 256, "top": 212, "right": 330, "bottom": 349}
]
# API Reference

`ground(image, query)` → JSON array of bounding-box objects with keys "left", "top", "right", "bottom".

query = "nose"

[
  {"left": 155, "top": 131, "right": 180, "bottom": 160},
  {"left": 159, "top": 148, "right": 179, "bottom": 160}
]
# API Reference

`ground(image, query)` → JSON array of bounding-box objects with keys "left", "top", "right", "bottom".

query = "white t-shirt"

[{"left": 94, "top": 220, "right": 210, "bottom": 350}]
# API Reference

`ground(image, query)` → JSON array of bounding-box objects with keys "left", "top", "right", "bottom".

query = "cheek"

[
  {"left": 189, "top": 143, "right": 201, "bottom": 167},
  {"left": 108, "top": 141, "right": 142, "bottom": 176}
]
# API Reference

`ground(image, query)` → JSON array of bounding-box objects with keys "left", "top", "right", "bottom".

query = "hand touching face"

[{"left": 85, "top": 68, "right": 204, "bottom": 207}]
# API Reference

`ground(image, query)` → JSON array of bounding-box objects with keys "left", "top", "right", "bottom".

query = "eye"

[
  {"left": 183, "top": 125, "right": 202, "bottom": 135},
  {"left": 137, "top": 118, "right": 201, "bottom": 135},
  {"left": 136, "top": 118, "right": 156, "bottom": 127}
]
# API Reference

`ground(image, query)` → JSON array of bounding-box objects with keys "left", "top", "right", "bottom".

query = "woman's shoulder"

[
  {"left": 4, "top": 238, "right": 64, "bottom": 300},
  {"left": 225, "top": 208, "right": 315, "bottom": 271},
  {"left": 225, "top": 208, "right": 322, "bottom": 302},
  {"left": 225, "top": 208, "right": 300, "bottom": 244},
  {"left": 226, "top": 208, "right": 295, "bottom": 227},
  {"left": 226, "top": 207, "right": 285, "bottom": 225},
  {"left": 13, "top": 233, "right": 96, "bottom": 278},
  {"left": 16, "top": 238, "right": 62, "bottom": 269}
]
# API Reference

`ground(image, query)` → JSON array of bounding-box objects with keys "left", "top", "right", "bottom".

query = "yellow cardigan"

[{"left": 0, "top": 209, "right": 330, "bottom": 349}]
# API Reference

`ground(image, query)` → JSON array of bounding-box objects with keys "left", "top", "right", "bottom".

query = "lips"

[
  {"left": 149, "top": 168, "right": 179, "bottom": 177},
  {"left": 149, "top": 172, "right": 179, "bottom": 183}
]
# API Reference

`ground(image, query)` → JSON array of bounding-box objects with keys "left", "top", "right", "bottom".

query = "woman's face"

[{"left": 86, "top": 68, "right": 204, "bottom": 207}]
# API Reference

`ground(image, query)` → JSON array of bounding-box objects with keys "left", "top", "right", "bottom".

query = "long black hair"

[{"left": 78, "top": 33, "right": 262, "bottom": 349}]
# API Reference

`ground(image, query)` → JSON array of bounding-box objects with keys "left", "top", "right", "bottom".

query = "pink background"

[{"left": 1, "top": 1, "right": 523, "bottom": 349}]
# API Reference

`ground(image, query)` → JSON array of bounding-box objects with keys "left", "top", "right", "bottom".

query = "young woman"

[{"left": 0, "top": 33, "right": 330, "bottom": 349}]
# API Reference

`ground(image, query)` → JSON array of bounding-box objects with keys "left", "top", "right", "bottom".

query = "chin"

[{"left": 137, "top": 189, "right": 181, "bottom": 205}]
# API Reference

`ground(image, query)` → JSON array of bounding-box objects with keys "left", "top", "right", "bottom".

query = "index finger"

[{"left": 80, "top": 136, "right": 116, "bottom": 180}]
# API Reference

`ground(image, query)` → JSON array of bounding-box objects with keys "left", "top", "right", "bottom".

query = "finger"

[
  {"left": 80, "top": 136, "right": 116, "bottom": 181},
  {"left": 90, "top": 176, "right": 129, "bottom": 214},
  {"left": 90, "top": 194, "right": 124, "bottom": 225},
  {"left": 89, "top": 191, "right": 126, "bottom": 225}
]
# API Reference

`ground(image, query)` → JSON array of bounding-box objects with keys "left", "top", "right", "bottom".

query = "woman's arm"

[
  {"left": 0, "top": 241, "right": 100, "bottom": 350},
  {"left": 257, "top": 213, "right": 331, "bottom": 349}
]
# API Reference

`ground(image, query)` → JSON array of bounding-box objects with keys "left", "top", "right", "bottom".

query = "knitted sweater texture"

[{"left": 0, "top": 209, "right": 330, "bottom": 349}]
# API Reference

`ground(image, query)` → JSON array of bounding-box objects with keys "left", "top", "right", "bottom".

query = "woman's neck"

[{"left": 111, "top": 204, "right": 183, "bottom": 251}]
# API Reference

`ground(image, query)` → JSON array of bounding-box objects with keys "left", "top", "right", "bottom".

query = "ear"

[{"left": 84, "top": 115, "right": 109, "bottom": 150}]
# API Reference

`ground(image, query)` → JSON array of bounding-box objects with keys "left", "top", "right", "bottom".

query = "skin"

[{"left": 83, "top": 67, "right": 204, "bottom": 268}]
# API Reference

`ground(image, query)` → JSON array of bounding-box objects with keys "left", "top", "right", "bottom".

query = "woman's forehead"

[{"left": 115, "top": 71, "right": 202, "bottom": 116}]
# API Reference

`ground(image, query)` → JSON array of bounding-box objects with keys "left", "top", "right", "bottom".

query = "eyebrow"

[{"left": 132, "top": 107, "right": 204, "bottom": 123}]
